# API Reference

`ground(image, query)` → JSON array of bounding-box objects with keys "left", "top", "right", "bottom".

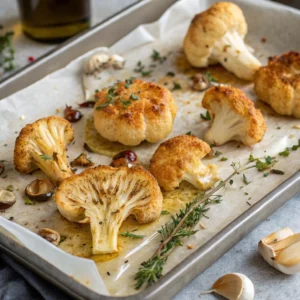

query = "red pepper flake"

[
  {"left": 78, "top": 100, "right": 96, "bottom": 108},
  {"left": 28, "top": 56, "right": 35, "bottom": 62}
]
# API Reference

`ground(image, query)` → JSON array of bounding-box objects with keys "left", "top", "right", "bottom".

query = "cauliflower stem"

[
  {"left": 211, "top": 30, "right": 261, "bottom": 80},
  {"left": 205, "top": 103, "right": 247, "bottom": 145}
]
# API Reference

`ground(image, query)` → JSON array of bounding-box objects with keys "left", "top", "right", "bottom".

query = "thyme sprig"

[
  {"left": 0, "top": 31, "right": 15, "bottom": 74},
  {"left": 134, "top": 161, "right": 254, "bottom": 289}
]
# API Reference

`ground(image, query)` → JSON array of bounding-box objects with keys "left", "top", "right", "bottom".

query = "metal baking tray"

[{"left": 0, "top": 0, "right": 300, "bottom": 299}]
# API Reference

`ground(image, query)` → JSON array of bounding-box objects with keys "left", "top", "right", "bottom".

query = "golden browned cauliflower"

[
  {"left": 149, "top": 135, "right": 220, "bottom": 191},
  {"left": 55, "top": 165, "right": 162, "bottom": 254},
  {"left": 254, "top": 52, "right": 300, "bottom": 117},
  {"left": 183, "top": 2, "right": 261, "bottom": 80},
  {"left": 93, "top": 79, "right": 177, "bottom": 146},
  {"left": 202, "top": 86, "right": 266, "bottom": 146},
  {"left": 14, "top": 116, "right": 74, "bottom": 184}
]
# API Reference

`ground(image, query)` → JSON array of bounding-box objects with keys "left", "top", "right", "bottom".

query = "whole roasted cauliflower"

[
  {"left": 94, "top": 79, "right": 177, "bottom": 146},
  {"left": 202, "top": 86, "right": 266, "bottom": 146},
  {"left": 56, "top": 165, "right": 163, "bottom": 254},
  {"left": 14, "top": 116, "right": 74, "bottom": 184},
  {"left": 183, "top": 2, "right": 261, "bottom": 80},
  {"left": 149, "top": 135, "right": 219, "bottom": 191},
  {"left": 254, "top": 52, "right": 300, "bottom": 117}
]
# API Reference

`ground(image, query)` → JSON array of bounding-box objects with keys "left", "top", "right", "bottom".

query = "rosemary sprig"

[{"left": 134, "top": 161, "right": 254, "bottom": 289}]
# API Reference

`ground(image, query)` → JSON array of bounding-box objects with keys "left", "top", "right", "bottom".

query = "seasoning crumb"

[
  {"left": 107, "top": 272, "right": 111, "bottom": 276},
  {"left": 56, "top": 108, "right": 61, "bottom": 113},
  {"left": 20, "top": 115, "right": 26, "bottom": 120},
  {"left": 125, "top": 260, "right": 129, "bottom": 264},
  {"left": 261, "top": 37, "right": 267, "bottom": 43},
  {"left": 293, "top": 124, "right": 300, "bottom": 129},
  {"left": 187, "top": 244, "right": 194, "bottom": 250},
  {"left": 200, "top": 222, "right": 207, "bottom": 229},
  {"left": 246, "top": 201, "right": 251, "bottom": 206},
  {"left": 9, "top": 216, "right": 14, "bottom": 221},
  {"left": 289, "top": 134, "right": 295, "bottom": 138}
]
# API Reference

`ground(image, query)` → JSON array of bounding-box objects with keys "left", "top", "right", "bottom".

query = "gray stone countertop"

[{"left": 1, "top": 1, "right": 300, "bottom": 300}]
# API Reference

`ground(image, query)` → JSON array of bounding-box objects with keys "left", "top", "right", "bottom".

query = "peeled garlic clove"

[
  {"left": 258, "top": 228, "right": 300, "bottom": 274},
  {"left": 109, "top": 54, "right": 125, "bottom": 69},
  {"left": 84, "top": 52, "right": 110, "bottom": 75},
  {"left": 205, "top": 273, "right": 254, "bottom": 300}
]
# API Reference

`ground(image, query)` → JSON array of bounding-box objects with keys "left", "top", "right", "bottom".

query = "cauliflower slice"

[
  {"left": 202, "top": 86, "right": 266, "bottom": 146},
  {"left": 183, "top": 2, "right": 261, "bottom": 80},
  {"left": 149, "top": 135, "right": 219, "bottom": 191},
  {"left": 55, "top": 165, "right": 162, "bottom": 254},
  {"left": 254, "top": 52, "right": 300, "bottom": 117},
  {"left": 94, "top": 79, "right": 177, "bottom": 146},
  {"left": 14, "top": 116, "right": 74, "bottom": 184}
]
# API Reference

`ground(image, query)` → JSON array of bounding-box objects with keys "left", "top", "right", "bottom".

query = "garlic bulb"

[
  {"left": 258, "top": 227, "right": 300, "bottom": 274},
  {"left": 204, "top": 273, "right": 255, "bottom": 300}
]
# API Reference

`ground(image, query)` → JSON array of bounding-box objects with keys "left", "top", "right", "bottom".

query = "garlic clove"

[
  {"left": 109, "top": 54, "right": 125, "bottom": 69},
  {"left": 258, "top": 228, "right": 300, "bottom": 274},
  {"left": 84, "top": 52, "right": 110, "bottom": 75},
  {"left": 205, "top": 273, "right": 255, "bottom": 300}
]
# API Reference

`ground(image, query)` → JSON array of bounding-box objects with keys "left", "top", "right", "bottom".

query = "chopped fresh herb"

[
  {"left": 95, "top": 89, "right": 99, "bottom": 93},
  {"left": 120, "top": 231, "right": 145, "bottom": 239},
  {"left": 125, "top": 77, "right": 135, "bottom": 88},
  {"left": 186, "top": 131, "right": 192, "bottom": 135},
  {"left": 220, "top": 157, "right": 228, "bottom": 161},
  {"left": 134, "top": 61, "right": 144, "bottom": 73},
  {"left": 119, "top": 99, "right": 131, "bottom": 107},
  {"left": 263, "top": 172, "right": 269, "bottom": 177},
  {"left": 6, "top": 185, "right": 14, "bottom": 192},
  {"left": 96, "top": 86, "right": 116, "bottom": 110},
  {"left": 24, "top": 197, "right": 35, "bottom": 205},
  {"left": 200, "top": 111, "right": 211, "bottom": 120},
  {"left": 166, "top": 71, "right": 175, "bottom": 77},
  {"left": 130, "top": 94, "right": 140, "bottom": 100},
  {"left": 243, "top": 174, "right": 250, "bottom": 185},
  {"left": 250, "top": 155, "right": 277, "bottom": 172},
  {"left": 229, "top": 179, "right": 233, "bottom": 185},
  {"left": 244, "top": 192, "right": 249, "bottom": 195},
  {"left": 214, "top": 150, "right": 222, "bottom": 157},
  {"left": 292, "top": 145, "right": 298, "bottom": 151},
  {"left": 141, "top": 70, "right": 152, "bottom": 77},
  {"left": 172, "top": 82, "right": 181, "bottom": 91},
  {"left": 279, "top": 148, "right": 290, "bottom": 157},
  {"left": 40, "top": 154, "right": 53, "bottom": 161},
  {"left": 248, "top": 154, "right": 256, "bottom": 162},
  {"left": 206, "top": 72, "right": 217, "bottom": 83},
  {"left": 277, "top": 126, "right": 281, "bottom": 130},
  {"left": 246, "top": 201, "right": 252, "bottom": 206},
  {"left": 271, "top": 169, "right": 285, "bottom": 175},
  {"left": 151, "top": 50, "right": 166, "bottom": 64},
  {"left": 161, "top": 210, "right": 170, "bottom": 215}
]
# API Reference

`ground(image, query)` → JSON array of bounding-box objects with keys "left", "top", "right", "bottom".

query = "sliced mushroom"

[
  {"left": 110, "top": 150, "right": 139, "bottom": 168},
  {"left": 25, "top": 179, "right": 56, "bottom": 202},
  {"left": 0, "top": 189, "right": 16, "bottom": 209},
  {"left": 70, "top": 153, "right": 94, "bottom": 167},
  {"left": 192, "top": 73, "right": 210, "bottom": 91},
  {"left": 39, "top": 228, "right": 61, "bottom": 246}
]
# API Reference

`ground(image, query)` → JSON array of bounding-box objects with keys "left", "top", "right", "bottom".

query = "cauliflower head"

[
  {"left": 254, "top": 52, "right": 300, "bottom": 118},
  {"left": 149, "top": 135, "right": 220, "bottom": 191},
  {"left": 183, "top": 2, "right": 261, "bottom": 80},
  {"left": 14, "top": 116, "right": 74, "bottom": 184},
  {"left": 94, "top": 79, "right": 177, "bottom": 146},
  {"left": 202, "top": 86, "right": 266, "bottom": 146},
  {"left": 55, "top": 165, "right": 162, "bottom": 254}
]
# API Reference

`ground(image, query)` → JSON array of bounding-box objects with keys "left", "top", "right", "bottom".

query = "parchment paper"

[{"left": 0, "top": 0, "right": 300, "bottom": 296}]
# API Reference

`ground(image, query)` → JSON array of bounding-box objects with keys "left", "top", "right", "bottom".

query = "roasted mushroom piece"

[
  {"left": 39, "top": 228, "right": 61, "bottom": 246},
  {"left": 192, "top": 73, "right": 210, "bottom": 91},
  {"left": 0, "top": 189, "right": 16, "bottom": 209},
  {"left": 110, "top": 150, "right": 139, "bottom": 167},
  {"left": 25, "top": 179, "right": 56, "bottom": 202}
]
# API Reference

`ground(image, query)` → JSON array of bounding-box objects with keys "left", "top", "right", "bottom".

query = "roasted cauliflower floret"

[
  {"left": 254, "top": 52, "right": 300, "bottom": 117},
  {"left": 55, "top": 165, "right": 162, "bottom": 254},
  {"left": 202, "top": 86, "right": 266, "bottom": 146},
  {"left": 93, "top": 79, "right": 177, "bottom": 146},
  {"left": 149, "top": 135, "right": 220, "bottom": 191},
  {"left": 14, "top": 116, "right": 74, "bottom": 184},
  {"left": 183, "top": 2, "right": 261, "bottom": 80}
]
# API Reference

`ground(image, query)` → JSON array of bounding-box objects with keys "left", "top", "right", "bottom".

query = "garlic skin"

[
  {"left": 205, "top": 273, "right": 255, "bottom": 300},
  {"left": 258, "top": 227, "right": 300, "bottom": 274}
]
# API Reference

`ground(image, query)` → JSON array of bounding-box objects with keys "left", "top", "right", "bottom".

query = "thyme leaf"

[
  {"left": 200, "top": 111, "right": 211, "bottom": 120},
  {"left": 120, "top": 231, "right": 145, "bottom": 239}
]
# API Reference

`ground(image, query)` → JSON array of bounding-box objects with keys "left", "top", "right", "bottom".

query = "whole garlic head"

[
  {"left": 258, "top": 227, "right": 300, "bottom": 274},
  {"left": 204, "top": 273, "right": 255, "bottom": 300}
]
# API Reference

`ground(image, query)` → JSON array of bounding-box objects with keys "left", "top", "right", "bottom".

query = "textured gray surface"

[{"left": 1, "top": 0, "right": 300, "bottom": 300}]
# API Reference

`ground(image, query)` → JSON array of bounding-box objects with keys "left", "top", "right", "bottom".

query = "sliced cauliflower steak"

[
  {"left": 14, "top": 116, "right": 74, "bottom": 184},
  {"left": 183, "top": 2, "right": 261, "bottom": 80},
  {"left": 56, "top": 165, "right": 162, "bottom": 254},
  {"left": 149, "top": 135, "right": 220, "bottom": 191},
  {"left": 202, "top": 86, "right": 266, "bottom": 146}
]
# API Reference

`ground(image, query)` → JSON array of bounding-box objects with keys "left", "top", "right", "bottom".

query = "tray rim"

[{"left": 0, "top": 0, "right": 300, "bottom": 299}]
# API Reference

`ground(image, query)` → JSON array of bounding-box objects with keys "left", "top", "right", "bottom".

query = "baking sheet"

[{"left": 0, "top": 0, "right": 300, "bottom": 296}]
